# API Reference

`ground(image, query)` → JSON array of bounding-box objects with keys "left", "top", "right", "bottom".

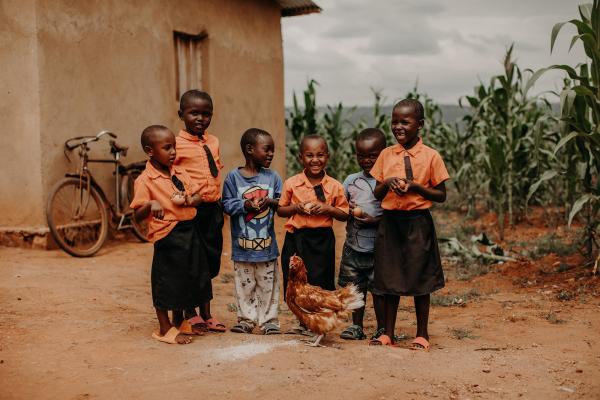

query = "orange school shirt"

[
  {"left": 129, "top": 161, "right": 200, "bottom": 242},
  {"left": 175, "top": 130, "right": 223, "bottom": 202},
  {"left": 279, "top": 171, "right": 349, "bottom": 233},
  {"left": 370, "top": 138, "right": 450, "bottom": 211}
]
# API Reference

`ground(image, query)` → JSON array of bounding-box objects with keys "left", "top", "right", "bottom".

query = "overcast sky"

[{"left": 282, "top": 0, "right": 585, "bottom": 106}]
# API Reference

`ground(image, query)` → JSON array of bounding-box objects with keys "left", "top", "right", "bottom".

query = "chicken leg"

[{"left": 304, "top": 334, "right": 325, "bottom": 347}]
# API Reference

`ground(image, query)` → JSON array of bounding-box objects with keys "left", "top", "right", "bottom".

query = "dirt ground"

[{"left": 1, "top": 213, "right": 599, "bottom": 400}]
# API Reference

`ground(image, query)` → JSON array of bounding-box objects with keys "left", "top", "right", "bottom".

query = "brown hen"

[{"left": 286, "top": 255, "right": 365, "bottom": 346}]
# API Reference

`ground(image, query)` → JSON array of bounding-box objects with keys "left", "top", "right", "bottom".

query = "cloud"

[
  {"left": 362, "top": 23, "right": 442, "bottom": 55},
  {"left": 282, "top": 0, "right": 586, "bottom": 106}
]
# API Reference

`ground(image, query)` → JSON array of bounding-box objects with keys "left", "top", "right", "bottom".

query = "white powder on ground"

[{"left": 212, "top": 340, "right": 298, "bottom": 362}]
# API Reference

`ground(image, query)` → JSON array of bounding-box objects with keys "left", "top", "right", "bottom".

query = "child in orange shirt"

[
  {"left": 278, "top": 134, "right": 349, "bottom": 333},
  {"left": 130, "top": 125, "right": 212, "bottom": 344},
  {"left": 174, "top": 90, "right": 226, "bottom": 333},
  {"left": 369, "top": 99, "right": 450, "bottom": 351}
]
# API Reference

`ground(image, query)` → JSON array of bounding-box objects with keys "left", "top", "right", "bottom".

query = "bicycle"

[{"left": 46, "top": 130, "right": 148, "bottom": 257}]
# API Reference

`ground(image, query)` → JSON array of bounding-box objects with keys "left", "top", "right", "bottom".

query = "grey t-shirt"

[{"left": 343, "top": 172, "right": 383, "bottom": 253}]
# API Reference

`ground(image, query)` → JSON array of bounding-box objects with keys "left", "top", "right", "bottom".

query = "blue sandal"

[
  {"left": 340, "top": 324, "right": 367, "bottom": 340},
  {"left": 230, "top": 321, "right": 253, "bottom": 334}
]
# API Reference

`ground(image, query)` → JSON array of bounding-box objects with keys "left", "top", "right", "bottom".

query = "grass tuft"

[
  {"left": 450, "top": 327, "right": 476, "bottom": 340},
  {"left": 431, "top": 289, "right": 481, "bottom": 307},
  {"left": 544, "top": 311, "right": 566, "bottom": 324}
]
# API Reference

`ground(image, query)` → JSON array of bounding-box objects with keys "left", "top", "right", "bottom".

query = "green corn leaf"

[
  {"left": 523, "top": 67, "right": 548, "bottom": 97},
  {"left": 572, "top": 84, "right": 596, "bottom": 97},
  {"left": 550, "top": 64, "right": 584, "bottom": 80},
  {"left": 568, "top": 193, "right": 594, "bottom": 227},
  {"left": 526, "top": 170, "right": 558, "bottom": 205},
  {"left": 569, "top": 32, "right": 598, "bottom": 53},
  {"left": 560, "top": 89, "right": 577, "bottom": 116},
  {"left": 554, "top": 131, "right": 581, "bottom": 155},
  {"left": 580, "top": 2, "right": 593, "bottom": 23},
  {"left": 551, "top": 22, "right": 568, "bottom": 53}
]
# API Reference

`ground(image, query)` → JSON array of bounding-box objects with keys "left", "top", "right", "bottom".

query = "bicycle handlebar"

[{"left": 64, "top": 130, "right": 117, "bottom": 151}]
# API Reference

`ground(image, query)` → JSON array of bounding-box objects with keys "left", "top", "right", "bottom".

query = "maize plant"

[
  {"left": 527, "top": 1, "right": 600, "bottom": 264},
  {"left": 461, "top": 46, "right": 554, "bottom": 239},
  {"left": 321, "top": 102, "right": 361, "bottom": 180},
  {"left": 285, "top": 79, "right": 319, "bottom": 176},
  {"left": 285, "top": 80, "right": 363, "bottom": 180}
]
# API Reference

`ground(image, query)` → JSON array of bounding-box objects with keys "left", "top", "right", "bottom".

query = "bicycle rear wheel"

[
  {"left": 46, "top": 177, "right": 109, "bottom": 257},
  {"left": 121, "top": 169, "right": 148, "bottom": 242}
]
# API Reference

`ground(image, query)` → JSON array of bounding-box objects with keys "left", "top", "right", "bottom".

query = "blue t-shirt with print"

[
  {"left": 222, "top": 167, "right": 282, "bottom": 262},
  {"left": 343, "top": 171, "right": 383, "bottom": 253}
]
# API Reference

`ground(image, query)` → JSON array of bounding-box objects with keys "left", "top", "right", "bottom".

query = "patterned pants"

[{"left": 233, "top": 260, "right": 280, "bottom": 329}]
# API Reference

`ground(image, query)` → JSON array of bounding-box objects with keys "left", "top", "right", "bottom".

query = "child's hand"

[
  {"left": 149, "top": 200, "right": 165, "bottom": 219},
  {"left": 403, "top": 180, "right": 422, "bottom": 193},
  {"left": 185, "top": 193, "right": 202, "bottom": 207},
  {"left": 348, "top": 201, "right": 356, "bottom": 214},
  {"left": 295, "top": 202, "right": 314, "bottom": 215},
  {"left": 354, "top": 212, "right": 379, "bottom": 226},
  {"left": 310, "top": 203, "right": 333, "bottom": 216},
  {"left": 244, "top": 199, "right": 258, "bottom": 212},
  {"left": 254, "top": 197, "right": 269, "bottom": 212},
  {"left": 386, "top": 177, "right": 408, "bottom": 195}
]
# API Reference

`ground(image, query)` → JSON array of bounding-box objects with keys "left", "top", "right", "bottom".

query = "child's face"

[
  {"left": 391, "top": 105, "right": 423, "bottom": 148},
  {"left": 299, "top": 138, "right": 329, "bottom": 178},
  {"left": 146, "top": 130, "right": 177, "bottom": 169},
  {"left": 248, "top": 134, "right": 275, "bottom": 168},
  {"left": 179, "top": 97, "right": 213, "bottom": 136},
  {"left": 356, "top": 138, "right": 384, "bottom": 174}
]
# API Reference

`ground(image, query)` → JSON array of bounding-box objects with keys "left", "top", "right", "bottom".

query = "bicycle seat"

[
  {"left": 118, "top": 160, "right": 147, "bottom": 174},
  {"left": 110, "top": 140, "right": 129, "bottom": 156}
]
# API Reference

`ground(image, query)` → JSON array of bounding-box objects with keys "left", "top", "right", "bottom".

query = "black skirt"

[
  {"left": 373, "top": 209, "right": 445, "bottom": 296},
  {"left": 151, "top": 220, "right": 213, "bottom": 310},
  {"left": 281, "top": 227, "right": 335, "bottom": 298},
  {"left": 194, "top": 202, "right": 224, "bottom": 279}
]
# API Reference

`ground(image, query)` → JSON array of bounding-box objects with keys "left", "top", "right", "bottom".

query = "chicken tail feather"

[{"left": 339, "top": 283, "right": 365, "bottom": 311}]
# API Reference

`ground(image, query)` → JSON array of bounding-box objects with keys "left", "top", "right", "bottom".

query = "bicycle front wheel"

[{"left": 46, "top": 177, "right": 109, "bottom": 257}]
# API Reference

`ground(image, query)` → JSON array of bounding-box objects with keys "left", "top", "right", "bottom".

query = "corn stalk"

[
  {"left": 527, "top": 1, "right": 600, "bottom": 262},
  {"left": 462, "top": 46, "right": 552, "bottom": 239}
]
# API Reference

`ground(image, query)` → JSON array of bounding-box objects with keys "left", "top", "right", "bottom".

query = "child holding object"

[
  {"left": 130, "top": 125, "right": 212, "bottom": 344},
  {"left": 278, "top": 134, "right": 349, "bottom": 334},
  {"left": 338, "top": 128, "right": 386, "bottom": 341},
  {"left": 222, "top": 128, "right": 282, "bottom": 335},
  {"left": 370, "top": 99, "right": 449, "bottom": 351}
]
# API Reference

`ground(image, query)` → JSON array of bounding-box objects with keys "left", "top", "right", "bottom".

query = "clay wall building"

[{"left": 0, "top": 0, "right": 319, "bottom": 246}]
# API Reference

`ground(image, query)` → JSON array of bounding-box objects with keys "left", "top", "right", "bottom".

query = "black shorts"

[{"left": 338, "top": 244, "right": 374, "bottom": 291}]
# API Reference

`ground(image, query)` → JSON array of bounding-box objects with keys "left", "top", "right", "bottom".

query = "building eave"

[{"left": 276, "top": 0, "right": 321, "bottom": 17}]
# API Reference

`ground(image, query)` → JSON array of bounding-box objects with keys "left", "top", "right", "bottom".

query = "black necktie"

[
  {"left": 203, "top": 144, "right": 219, "bottom": 178},
  {"left": 171, "top": 175, "right": 185, "bottom": 191},
  {"left": 404, "top": 155, "right": 414, "bottom": 181}
]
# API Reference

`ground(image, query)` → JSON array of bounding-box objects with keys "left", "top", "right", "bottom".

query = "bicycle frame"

[{"left": 69, "top": 143, "right": 134, "bottom": 231}]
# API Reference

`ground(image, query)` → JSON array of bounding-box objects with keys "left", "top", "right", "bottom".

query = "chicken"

[{"left": 286, "top": 255, "right": 365, "bottom": 347}]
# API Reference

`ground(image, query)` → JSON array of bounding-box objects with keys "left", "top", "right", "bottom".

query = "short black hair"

[
  {"left": 393, "top": 98, "right": 425, "bottom": 121},
  {"left": 299, "top": 134, "right": 328, "bottom": 153},
  {"left": 357, "top": 128, "right": 386, "bottom": 148},
  {"left": 141, "top": 125, "right": 169, "bottom": 149},
  {"left": 240, "top": 128, "right": 271, "bottom": 155},
  {"left": 179, "top": 90, "right": 213, "bottom": 111}
]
